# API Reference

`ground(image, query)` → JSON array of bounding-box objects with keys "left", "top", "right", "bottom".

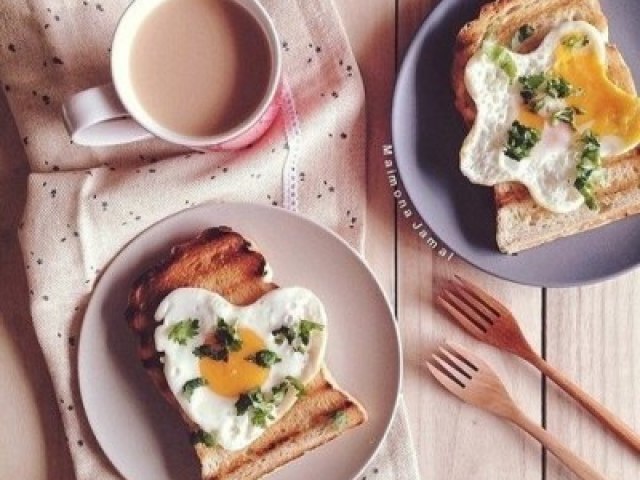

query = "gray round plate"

[{"left": 392, "top": 0, "right": 640, "bottom": 287}]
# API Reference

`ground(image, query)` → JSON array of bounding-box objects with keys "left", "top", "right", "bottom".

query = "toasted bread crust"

[
  {"left": 452, "top": 0, "right": 640, "bottom": 253},
  {"left": 126, "top": 227, "right": 366, "bottom": 479}
]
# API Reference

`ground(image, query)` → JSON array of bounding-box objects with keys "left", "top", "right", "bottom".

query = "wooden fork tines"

[
  {"left": 436, "top": 276, "right": 534, "bottom": 358},
  {"left": 427, "top": 342, "right": 607, "bottom": 480},
  {"left": 437, "top": 275, "right": 640, "bottom": 454}
]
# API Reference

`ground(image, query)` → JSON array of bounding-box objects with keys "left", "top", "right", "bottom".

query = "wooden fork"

[
  {"left": 437, "top": 275, "right": 640, "bottom": 454},
  {"left": 427, "top": 342, "right": 607, "bottom": 480}
]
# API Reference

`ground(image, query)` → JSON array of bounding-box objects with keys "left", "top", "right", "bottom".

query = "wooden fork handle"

[
  {"left": 513, "top": 412, "right": 607, "bottom": 480},
  {"left": 528, "top": 354, "right": 640, "bottom": 454}
]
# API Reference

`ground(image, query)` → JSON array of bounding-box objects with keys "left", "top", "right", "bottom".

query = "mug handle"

[{"left": 62, "top": 83, "right": 154, "bottom": 146}]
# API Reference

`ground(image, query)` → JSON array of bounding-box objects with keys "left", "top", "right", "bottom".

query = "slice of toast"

[
  {"left": 452, "top": 0, "right": 640, "bottom": 253},
  {"left": 126, "top": 227, "right": 366, "bottom": 480}
]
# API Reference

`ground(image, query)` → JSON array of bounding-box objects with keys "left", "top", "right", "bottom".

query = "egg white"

[
  {"left": 461, "top": 21, "right": 612, "bottom": 213},
  {"left": 154, "top": 287, "right": 327, "bottom": 451}
]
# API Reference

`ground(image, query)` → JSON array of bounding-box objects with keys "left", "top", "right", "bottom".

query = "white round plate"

[{"left": 79, "top": 202, "right": 402, "bottom": 480}]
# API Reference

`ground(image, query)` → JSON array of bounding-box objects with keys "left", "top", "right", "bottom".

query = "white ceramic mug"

[{"left": 62, "top": 0, "right": 282, "bottom": 150}]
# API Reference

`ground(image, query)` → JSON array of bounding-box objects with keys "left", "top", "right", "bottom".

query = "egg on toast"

[
  {"left": 452, "top": 0, "right": 640, "bottom": 253},
  {"left": 126, "top": 227, "right": 366, "bottom": 480}
]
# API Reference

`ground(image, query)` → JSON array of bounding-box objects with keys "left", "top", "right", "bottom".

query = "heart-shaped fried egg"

[{"left": 154, "top": 287, "right": 327, "bottom": 451}]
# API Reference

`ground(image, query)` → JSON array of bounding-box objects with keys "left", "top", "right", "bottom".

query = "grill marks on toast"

[
  {"left": 452, "top": 0, "right": 640, "bottom": 253},
  {"left": 129, "top": 227, "right": 274, "bottom": 315}
]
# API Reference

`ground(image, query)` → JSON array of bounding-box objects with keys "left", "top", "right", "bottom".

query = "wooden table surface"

[{"left": 1, "top": 1, "right": 639, "bottom": 479}]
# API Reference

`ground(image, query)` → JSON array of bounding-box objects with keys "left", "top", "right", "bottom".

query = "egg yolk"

[
  {"left": 199, "top": 327, "right": 268, "bottom": 398},
  {"left": 517, "top": 106, "right": 545, "bottom": 131},
  {"left": 553, "top": 38, "right": 640, "bottom": 147}
]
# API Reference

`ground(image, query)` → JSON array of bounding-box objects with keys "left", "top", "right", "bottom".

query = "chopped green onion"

[
  {"left": 545, "top": 76, "right": 573, "bottom": 98},
  {"left": 235, "top": 377, "right": 307, "bottom": 427},
  {"left": 192, "top": 318, "right": 242, "bottom": 363},
  {"left": 182, "top": 377, "right": 207, "bottom": 401},
  {"left": 484, "top": 43, "right": 517, "bottom": 81},
  {"left": 168, "top": 318, "right": 199, "bottom": 345},
  {"left": 518, "top": 73, "right": 575, "bottom": 114},
  {"left": 245, "top": 349, "right": 282, "bottom": 368},
  {"left": 552, "top": 106, "right": 583, "bottom": 128},
  {"left": 190, "top": 429, "right": 217, "bottom": 448},
  {"left": 192, "top": 344, "right": 228, "bottom": 362},
  {"left": 272, "top": 325, "right": 296, "bottom": 345},
  {"left": 504, "top": 121, "right": 541, "bottom": 161},
  {"left": 234, "top": 388, "right": 276, "bottom": 428},
  {"left": 297, "top": 319, "right": 324, "bottom": 346},
  {"left": 574, "top": 130, "right": 601, "bottom": 210},
  {"left": 285, "top": 376, "right": 306, "bottom": 397},
  {"left": 235, "top": 391, "right": 255, "bottom": 416},
  {"left": 272, "top": 320, "right": 324, "bottom": 353},
  {"left": 214, "top": 318, "right": 242, "bottom": 352}
]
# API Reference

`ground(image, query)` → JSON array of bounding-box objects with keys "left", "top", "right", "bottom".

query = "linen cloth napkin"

[{"left": 0, "top": 1, "right": 419, "bottom": 479}]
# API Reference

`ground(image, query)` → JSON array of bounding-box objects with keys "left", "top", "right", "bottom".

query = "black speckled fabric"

[{"left": 1, "top": 1, "right": 417, "bottom": 479}]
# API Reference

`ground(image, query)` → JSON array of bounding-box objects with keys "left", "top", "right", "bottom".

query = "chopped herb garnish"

[
  {"left": 272, "top": 320, "right": 324, "bottom": 353},
  {"left": 518, "top": 73, "right": 575, "bottom": 113},
  {"left": 518, "top": 73, "right": 547, "bottom": 110},
  {"left": 193, "top": 319, "right": 243, "bottom": 362},
  {"left": 285, "top": 375, "right": 306, "bottom": 397},
  {"left": 245, "top": 349, "right": 282, "bottom": 368},
  {"left": 272, "top": 325, "right": 296, "bottom": 345},
  {"left": 215, "top": 318, "right": 242, "bottom": 351},
  {"left": 552, "top": 106, "right": 583, "bottom": 128},
  {"left": 235, "top": 391, "right": 254, "bottom": 416},
  {"left": 331, "top": 410, "right": 348, "bottom": 430},
  {"left": 271, "top": 376, "right": 305, "bottom": 402},
  {"left": 545, "top": 76, "right": 573, "bottom": 98},
  {"left": 580, "top": 130, "right": 601, "bottom": 165},
  {"left": 193, "top": 344, "right": 229, "bottom": 362},
  {"left": 250, "top": 406, "right": 273, "bottom": 428},
  {"left": 235, "top": 378, "right": 306, "bottom": 426},
  {"left": 504, "top": 121, "right": 541, "bottom": 161},
  {"left": 168, "top": 318, "right": 199, "bottom": 345},
  {"left": 519, "top": 73, "right": 546, "bottom": 99},
  {"left": 575, "top": 177, "right": 598, "bottom": 210},
  {"left": 190, "top": 429, "right": 217, "bottom": 448},
  {"left": 271, "top": 382, "right": 289, "bottom": 403},
  {"left": 511, "top": 24, "right": 535, "bottom": 50},
  {"left": 530, "top": 97, "right": 547, "bottom": 113},
  {"left": 297, "top": 319, "right": 324, "bottom": 347},
  {"left": 235, "top": 388, "right": 275, "bottom": 428},
  {"left": 562, "top": 34, "right": 590, "bottom": 48},
  {"left": 182, "top": 377, "right": 207, "bottom": 401},
  {"left": 574, "top": 130, "right": 601, "bottom": 210},
  {"left": 484, "top": 43, "right": 517, "bottom": 81}
]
